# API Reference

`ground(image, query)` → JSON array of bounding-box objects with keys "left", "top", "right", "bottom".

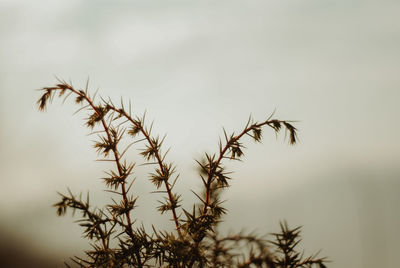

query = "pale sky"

[{"left": 0, "top": 1, "right": 399, "bottom": 267}]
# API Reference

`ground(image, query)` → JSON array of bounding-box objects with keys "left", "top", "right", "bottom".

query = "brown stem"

[
  {"left": 83, "top": 94, "right": 143, "bottom": 267},
  {"left": 202, "top": 120, "right": 283, "bottom": 216},
  {"left": 53, "top": 87, "right": 143, "bottom": 267},
  {"left": 110, "top": 107, "right": 183, "bottom": 239}
]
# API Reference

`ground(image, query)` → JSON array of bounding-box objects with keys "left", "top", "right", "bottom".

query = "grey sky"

[{"left": 0, "top": 1, "right": 399, "bottom": 267}]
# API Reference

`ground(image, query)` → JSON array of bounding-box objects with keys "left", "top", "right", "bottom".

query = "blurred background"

[{"left": 0, "top": 0, "right": 399, "bottom": 267}]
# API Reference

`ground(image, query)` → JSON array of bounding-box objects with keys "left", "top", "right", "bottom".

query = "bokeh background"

[{"left": 1, "top": 0, "right": 399, "bottom": 267}]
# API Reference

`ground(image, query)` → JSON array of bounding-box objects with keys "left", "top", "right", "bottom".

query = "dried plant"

[{"left": 37, "top": 79, "right": 327, "bottom": 267}]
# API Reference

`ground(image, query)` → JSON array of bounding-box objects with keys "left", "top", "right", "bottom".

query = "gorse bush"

[{"left": 37, "top": 79, "right": 327, "bottom": 267}]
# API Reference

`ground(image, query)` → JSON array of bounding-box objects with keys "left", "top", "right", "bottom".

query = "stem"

[
  {"left": 83, "top": 94, "right": 143, "bottom": 267},
  {"left": 111, "top": 107, "right": 183, "bottom": 239},
  {"left": 53, "top": 87, "right": 143, "bottom": 267},
  {"left": 202, "top": 120, "right": 282, "bottom": 215}
]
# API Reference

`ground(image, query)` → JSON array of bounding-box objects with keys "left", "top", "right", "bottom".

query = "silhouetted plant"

[{"left": 37, "top": 79, "right": 327, "bottom": 267}]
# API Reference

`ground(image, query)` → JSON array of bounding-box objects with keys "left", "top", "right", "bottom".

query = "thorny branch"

[
  {"left": 106, "top": 105, "right": 183, "bottom": 238},
  {"left": 200, "top": 117, "right": 297, "bottom": 218},
  {"left": 37, "top": 79, "right": 327, "bottom": 268},
  {"left": 38, "top": 80, "right": 143, "bottom": 266}
]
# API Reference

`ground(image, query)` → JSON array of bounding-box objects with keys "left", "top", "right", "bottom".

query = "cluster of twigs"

[{"left": 37, "top": 79, "right": 327, "bottom": 267}]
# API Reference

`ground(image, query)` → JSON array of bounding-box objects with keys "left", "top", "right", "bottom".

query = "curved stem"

[
  {"left": 43, "top": 85, "right": 143, "bottom": 267},
  {"left": 109, "top": 107, "right": 183, "bottom": 239}
]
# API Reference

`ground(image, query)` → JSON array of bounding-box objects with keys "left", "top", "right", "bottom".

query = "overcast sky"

[{"left": 0, "top": 1, "right": 399, "bottom": 267}]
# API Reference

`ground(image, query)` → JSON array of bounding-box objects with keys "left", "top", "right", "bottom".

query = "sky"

[{"left": 0, "top": 0, "right": 399, "bottom": 267}]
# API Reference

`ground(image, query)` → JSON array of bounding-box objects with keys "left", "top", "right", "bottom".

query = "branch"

[
  {"left": 106, "top": 102, "right": 183, "bottom": 239},
  {"left": 37, "top": 81, "right": 143, "bottom": 267},
  {"left": 201, "top": 117, "right": 297, "bottom": 216}
]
